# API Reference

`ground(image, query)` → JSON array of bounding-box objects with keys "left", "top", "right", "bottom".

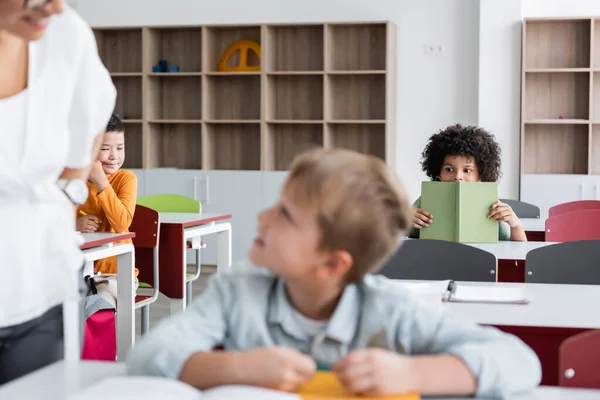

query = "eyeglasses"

[{"left": 23, "top": 0, "right": 53, "bottom": 11}]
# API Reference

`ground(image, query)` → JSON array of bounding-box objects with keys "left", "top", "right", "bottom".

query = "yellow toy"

[{"left": 217, "top": 39, "right": 261, "bottom": 72}]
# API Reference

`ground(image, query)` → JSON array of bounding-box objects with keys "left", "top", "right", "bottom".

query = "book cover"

[{"left": 420, "top": 181, "right": 498, "bottom": 243}]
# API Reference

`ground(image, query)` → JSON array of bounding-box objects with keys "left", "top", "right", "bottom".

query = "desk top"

[
  {"left": 467, "top": 241, "right": 556, "bottom": 260},
  {"left": 1, "top": 361, "right": 598, "bottom": 399},
  {"left": 80, "top": 232, "right": 136, "bottom": 250},
  {"left": 159, "top": 212, "right": 232, "bottom": 228},
  {"left": 399, "top": 280, "right": 600, "bottom": 329},
  {"left": 522, "top": 218, "right": 545, "bottom": 232}
]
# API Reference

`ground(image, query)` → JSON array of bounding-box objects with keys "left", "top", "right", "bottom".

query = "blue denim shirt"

[{"left": 127, "top": 267, "right": 541, "bottom": 397}]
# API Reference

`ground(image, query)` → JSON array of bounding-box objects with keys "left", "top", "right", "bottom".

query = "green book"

[{"left": 420, "top": 181, "right": 499, "bottom": 243}]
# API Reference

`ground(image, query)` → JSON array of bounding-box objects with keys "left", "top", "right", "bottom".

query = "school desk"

[
  {"left": 1, "top": 360, "right": 599, "bottom": 400},
  {"left": 522, "top": 218, "right": 546, "bottom": 241},
  {"left": 158, "top": 212, "right": 232, "bottom": 314},
  {"left": 79, "top": 232, "right": 136, "bottom": 361},
  {"left": 397, "top": 280, "right": 600, "bottom": 386}
]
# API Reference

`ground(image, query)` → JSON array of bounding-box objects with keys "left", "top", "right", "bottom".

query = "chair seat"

[{"left": 135, "top": 295, "right": 156, "bottom": 309}]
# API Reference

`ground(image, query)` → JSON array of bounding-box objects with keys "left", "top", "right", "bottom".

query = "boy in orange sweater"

[{"left": 77, "top": 114, "right": 138, "bottom": 274}]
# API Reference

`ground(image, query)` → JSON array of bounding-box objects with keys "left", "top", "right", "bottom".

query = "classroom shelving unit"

[
  {"left": 93, "top": 22, "right": 396, "bottom": 171},
  {"left": 521, "top": 17, "right": 600, "bottom": 174}
]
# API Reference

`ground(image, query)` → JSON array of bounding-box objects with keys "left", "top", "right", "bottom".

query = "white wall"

[
  {"left": 74, "top": 0, "right": 480, "bottom": 202},
  {"left": 522, "top": 0, "right": 600, "bottom": 17}
]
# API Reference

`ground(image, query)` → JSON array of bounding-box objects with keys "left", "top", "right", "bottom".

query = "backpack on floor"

[{"left": 81, "top": 276, "right": 116, "bottom": 361}]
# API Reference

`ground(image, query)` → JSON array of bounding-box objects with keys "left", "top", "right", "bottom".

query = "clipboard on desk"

[{"left": 443, "top": 280, "right": 529, "bottom": 305}]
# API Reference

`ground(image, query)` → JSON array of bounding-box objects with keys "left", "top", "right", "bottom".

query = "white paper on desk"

[
  {"left": 69, "top": 376, "right": 300, "bottom": 400},
  {"left": 450, "top": 284, "right": 528, "bottom": 304}
]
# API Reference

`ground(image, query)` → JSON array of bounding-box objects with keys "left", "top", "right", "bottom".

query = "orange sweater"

[{"left": 78, "top": 169, "right": 138, "bottom": 274}]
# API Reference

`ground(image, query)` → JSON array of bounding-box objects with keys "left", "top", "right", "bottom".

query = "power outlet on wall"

[{"left": 424, "top": 44, "right": 444, "bottom": 55}]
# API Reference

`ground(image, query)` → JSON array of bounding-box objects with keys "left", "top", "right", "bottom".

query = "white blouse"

[{"left": 0, "top": 6, "right": 116, "bottom": 328}]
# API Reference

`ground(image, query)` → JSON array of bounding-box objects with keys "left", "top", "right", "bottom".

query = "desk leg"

[
  {"left": 62, "top": 300, "right": 81, "bottom": 361},
  {"left": 116, "top": 248, "right": 135, "bottom": 362},
  {"left": 217, "top": 224, "right": 232, "bottom": 274}
]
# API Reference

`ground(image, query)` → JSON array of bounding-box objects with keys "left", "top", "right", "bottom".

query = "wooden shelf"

[
  {"left": 524, "top": 19, "right": 590, "bottom": 69},
  {"left": 204, "top": 26, "right": 261, "bottom": 72},
  {"left": 93, "top": 22, "right": 395, "bottom": 171},
  {"left": 327, "top": 75, "right": 385, "bottom": 120},
  {"left": 523, "top": 124, "right": 588, "bottom": 174},
  {"left": 267, "top": 75, "right": 323, "bottom": 120},
  {"left": 327, "top": 24, "right": 386, "bottom": 71},
  {"left": 204, "top": 123, "right": 260, "bottom": 170},
  {"left": 148, "top": 28, "right": 203, "bottom": 73},
  {"left": 327, "top": 123, "right": 385, "bottom": 160},
  {"left": 148, "top": 124, "right": 202, "bottom": 169},
  {"left": 267, "top": 123, "right": 323, "bottom": 170},
  {"left": 148, "top": 76, "right": 202, "bottom": 120},
  {"left": 524, "top": 71, "right": 589, "bottom": 120},
  {"left": 94, "top": 29, "right": 142, "bottom": 73},
  {"left": 592, "top": 124, "right": 600, "bottom": 174},
  {"left": 112, "top": 76, "right": 142, "bottom": 120},
  {"left": 123, "top": 123, "right": 143, "bottom": 169},
  {"left": 525, "top": 68, "right": 591, "bottom": 73},
  {"left": 594, "top": 20, "right": 600, "bottom": 69},
  {"left": 266, "top": 25, "right": 324, "bottom": 71},
  {"left": 149, "top": 72, "right": 203, "bottom": 77},
  {"left": 205, "top": 75, "right": 260, "bottom": 120},
  {"left": 524, "top": 119, "right": 589, "bottom": 124},
  {"left": 594, "top": 72, "right": 600, "bottom": 121}
]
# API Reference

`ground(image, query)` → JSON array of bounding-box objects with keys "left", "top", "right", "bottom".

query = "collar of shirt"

[{"left": 267, "top": 277, "right": 361, "bottom": 345}]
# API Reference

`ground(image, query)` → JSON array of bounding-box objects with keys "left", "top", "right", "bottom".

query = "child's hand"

[
  {"left": 238, "top": 347, "right": 316, "bottom": 392},
  {"left": 89, "top": 160, "right": 106, "bottom": 185},
  {"left": 334, "top": 349, "right": 417, "bottom": 396},
  {"left": 76, "top": 215, "right": 101, "bottom": 233},
  {"left": 412, "top": 208, "right": 433, "bottom": 229},
  {"left": 488, "top": 201, "right": 522, "bottom": 228}
]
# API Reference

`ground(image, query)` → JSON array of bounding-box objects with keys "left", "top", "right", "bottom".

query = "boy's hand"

[
  {"left": 333, "top": 349, "right": 417, "bottom": 396},
  {"left": 488, "top": 201, "right": 522, "bottom": 228},
  {"left": 237, "top": 347, "right": 316, "bottom": 392},
  {"left": 88, "top": 160, "right": 105, "bottom": 185},
  {"left": 76, "top": 215, "right": 101, "bottom": 232},
  {"left": 412, "top": 208, "right": 433, "bottom": 229}
]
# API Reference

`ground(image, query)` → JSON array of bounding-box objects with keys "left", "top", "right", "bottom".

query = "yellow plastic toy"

[{"left": 217, "top": 39, "right": 261, "bottom": 72}]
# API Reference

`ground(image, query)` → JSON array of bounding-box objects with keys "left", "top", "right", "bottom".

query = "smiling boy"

[
  {"left": 127, "top": 149, "right": 540, "bottom": 398},
  {"left": 76, "top": 114, "right": 137, "bottom": 274}
]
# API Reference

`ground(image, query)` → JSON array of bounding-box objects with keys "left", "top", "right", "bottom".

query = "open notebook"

[
  {"left": 396, "top": 280, "right": 529, "bottom": 305},
  {"left": 70, "top": 374, "right": 420, "bottom": 400}
]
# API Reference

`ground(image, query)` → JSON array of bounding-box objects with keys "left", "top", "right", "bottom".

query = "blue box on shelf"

[{"left": 168, "top": 65, "right": 180, "bottom": 72}]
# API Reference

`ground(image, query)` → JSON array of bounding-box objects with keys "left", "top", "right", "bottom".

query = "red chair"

[
  {"left": 549, "top": 200, "right": 600, "bottom": 217},
  {"left": 545, "top": 210, "right": 600, "bottom": 242},
  {"left": 130, "top": 205, "right": 160, "bottom": 335},
  {"left": 559, "top": 330, "right": 600, "bottom": 388}
]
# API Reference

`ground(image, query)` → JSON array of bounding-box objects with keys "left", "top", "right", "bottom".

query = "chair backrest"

[
  {"left": 378, "top": 239, "right": 497, "bottom": 282},
  {"left": 559, "top": 330, "right": 600, "bottom": 388},
  {"left": 137, "top": 194, "right": 200, "bottom": 213},
  {"left": 499, "top": 199, "right": 540, "bottom": 219},
  {"left": 525, "top": 240, "right": 600, "bottom": 284},
  {"left": 549, "top": 200, "right": 600, "bottom": 217},
  {"left": 130, "top": 205, "right": 160, "bottom": 288},
  {"left": 545, "top": 210, "right": 600, "bottom": 242}
]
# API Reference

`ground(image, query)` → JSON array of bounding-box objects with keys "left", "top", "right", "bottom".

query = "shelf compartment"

[
  {"left": 594, "top": 20, "right": 600, "bottom": 68},
  {"left": 148, "top": 28, "right": 203, "bottom": 73},
  {"left": 267, "top": 75, "right": 323, "bottom": 120},
  {"left": 204, "top": 123, "right": 260, "bottom": 170},
  {"left": 266, "top": 25, "right": 324, "bottom": 71},
  {"left": 112, "top": 76, "right": 142, "bottom": 120},
  {"left": 594, "top": 72, "right": 600, "bottom": 121},
  {"left": 148, "top": 76, "right": 202, "bottom": 120},
  {"left": 94, "top": 29, "right": 142, "bottom": 73},
  {"left": 524, "top": 72, "right": 590, "bottom": 120},
  {"left": 205, "top": 75, "right": 260, "bottom": 120},
  {"left": 267, "top": 123, "right": 323, "bottom": 170},
  {"left": 149, "top": 124, "right": 202, "bottom": 169},
  {"left": 592, "top": 124, "right": 600, "bottom": 174},
  {"left": 204, "top": 26, "right": 261, "bottom": 72},
  {"left": 523, "top": 124, "right": 588, "bottom": 174},
  {"left": 327, "top": 24, "right": 386, "bottom": 71},
  {"left": 328, "top": 123, "right": 385, "bottom": 160},
  {"left": 327, "top": 75, "right": 385, "bottom": 120},
  {"left": 524, "top": 20, "right": 590, "bottom": 69},
  {"left": 122, "top": 123, "right": 143, "bottom": 169}
]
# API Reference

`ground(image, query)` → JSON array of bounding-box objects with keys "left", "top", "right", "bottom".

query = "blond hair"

[{"left": 285, "top": 149, "right": 410, "bottom": 283}]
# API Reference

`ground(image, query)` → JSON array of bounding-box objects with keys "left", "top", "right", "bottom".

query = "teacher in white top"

[{"left": 0, "top": 0, "right": 116, "bottom": 384}]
